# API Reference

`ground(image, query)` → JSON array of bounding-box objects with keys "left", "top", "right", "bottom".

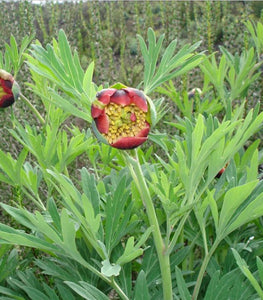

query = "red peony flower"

[
  {"left": 91, "top": 84, "right": 151, "bottom": 149},
  {"left": 0, "top": 69, "right": 19, "bottom": 108}
]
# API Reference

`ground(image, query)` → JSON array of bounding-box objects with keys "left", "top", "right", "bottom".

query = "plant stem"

[
  {"left": 124, "top": 150, "right": 173, "bottom": 300},
  {"left": 192, "top": 239, "right": 220, "bottom": 300},
  {"left": 78, "top": 254, "right": 129, "bottom": 300},
  {"left": 20, "top": 93, "right": 45, "bottom": 125},
  {"left": 111, "top": 279, "right": 130, "bottom": 300},
  {"left": 168, "top": 213, "right": 189, "bottom": 255}
]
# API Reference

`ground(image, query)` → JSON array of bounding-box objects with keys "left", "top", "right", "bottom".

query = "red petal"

[
  {"left": 111, "top": 136, "right": 148, "bottom": 149},
  {"left": 95, "top": 111, "right": 109, "bottom": 134},
  {"left": 110, "top": 90, "right": 130, "bottom": 106},
  {"left": 123, "top": 87, "right": 139, "bottom": 97},
  {"left": 0, "top": 79, "right": 13, "bottom": 94},
  {"left": 91, "top": 105, "right": 104, "bottom": 118},
  {"left": 136, "top": 122, "right": 150, "bottom": 137},
  {"left": 132, "top": 95, "right": 148, "bottom": 112},
  {"left": 130, "top": 112, "right": 137, "bottom": 122},
  {"left": 96, "top": 88, "right": 116, "bottom": 105},
  {"left": 124, "top": 88, "right": 148, "bottom": 112},
  {"left": 0, "top": 94, "right": 14, "bottom": 108}
]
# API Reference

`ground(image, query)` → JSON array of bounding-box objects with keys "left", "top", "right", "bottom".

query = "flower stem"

[
  {"left": 111, "top": 279, "right": 130, "bottom": 300},
  {"left": 20, "top": 93, "right": 45, "bottom": 125},
  {"left": 124, "top": 150, "right": 173, "bottom": 300},
  {"left": 192, "top": 239, "right": 220, "bottom": 300}
]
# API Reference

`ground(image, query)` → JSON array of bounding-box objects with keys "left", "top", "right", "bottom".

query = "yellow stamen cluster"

[
  {"left": 103, "top": 103, "right": 147, "bottom": 144},
  {"left": 0, "top": 87, "right": 5, "bottom": 98}
]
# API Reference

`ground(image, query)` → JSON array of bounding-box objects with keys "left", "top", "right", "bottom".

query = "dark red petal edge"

[
  {"left": 123, "top": 87, "right": 140, "bottom": 97},
  {"left": 95, "top": 111, "right": 110, "bottom": 134},
  {"left": 92, "top": 120, "right": 110, "bottom": 145},
  {"left": 111, "top": 136, "right": 148, "bottom": 150},
  {"left": 91, "top": 105, "right": 104, "bottom": 118},
  {"left": 110, "top": 89, "right": 130, "bottom": 106},
  {"left": 0, "top": 94, "right": 14, "bottom": 108},
  {"left": 124, "top": 88, "right": 148, "bottom": 112},
  {"left": 96, "top": 88, "right": 116, "bottom": 105},
  {"left": 136, "top": 122, "right": 150, "bottom": 137},
  {"left": 1, "top": 79, "right": 13, "bottom": 94}
]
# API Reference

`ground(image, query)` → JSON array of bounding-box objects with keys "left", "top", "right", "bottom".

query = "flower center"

[
  {"left": 103, "top": 103, "right": 147, "bottom": 144},
  {"left": 0, "top": 86, "right": 7, "bottom": 98}
]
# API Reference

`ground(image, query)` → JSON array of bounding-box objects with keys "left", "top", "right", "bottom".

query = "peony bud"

[
  {"left": 0, "top": 69, "right": 19, "bottom": 108},
  {"left": 91, "top": 83, "right": 151, "bottom": 150}
]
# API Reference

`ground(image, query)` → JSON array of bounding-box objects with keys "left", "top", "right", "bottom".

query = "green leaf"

[
  {"left": 133, "top": 271, "right": 150, "bottom": 300},
  {"left": 0, "top": 150, "right": 17, "bottom": 185},
  {"left": 240, "top": 140, "right": 260, "bottom": 170},
  {"left": 207, "top": 190, "right": 219, "bottom": 231},
  {"left": 83, "top": 61, "right": 96, "bottom": 101},
  {"left": 136, "top": 226, "right": 154, "bottom": 249},
  {"left": 105, "top": 176, "right": 131, "bottom": 253},
  {"left": 81, "top": 194, "right": 101, "bottom": 235},
  {"left": 58, "top": 29, "right": 82, "bottom": 91},
  {"left": 232, "top": 248, "right": 263, "bottom": 298},
  {"left": 47, "top": 197, "right": 61, "bottom": 231},
  {"left": 101, "top": 259, "right": 121, "bottom": 277},
  {"left": 65, "top": 281, "right": 109, "bottom": 300},
  {"left": 191, "top": 114, "right": 205, "bottom": 162},
  {"left": 175, "top": 266, "right": 191, "bottom": 300},
  {"left": 0, "top": 223, "right": 57, "bottom": 252},
  {"left": 43, "top": 283, "right": 60, "bottom": 300},
  {"left": 0, "top": 286, "right": 24, "bottom": 300},
  {"left": 256, "top": 257, "right": 263, "bottom": 286},
  {"left": 246, "top": 148, "right": 259, "bottom": 182},
  {"left": 138, "top": 28, "right": 203, "bottom": 94},
  {"left": 218, "top": 181, "right": 258, "bottom": 233},
  {"left": 0, "top": 248, "right": 19, "bottom": 282},
  {"left": 204, "top": 268, "right": 255, "bottom": 300},
  {"left": 0, "top": 204, "right": 38, "bottom": 232},
  {"left": 225, "top": 190, "right": 263, "bottom": 235},
  {"left": 26, "top": 30, "right": 96, "bottom": 124},
  {"left": 46, "top": 170, "right": 105, "bottom": 259},
  {"left": 48, "top": 89, "right": 92, "bottom": 122},
  {"left": 203, "top": 270, "right": 220, "bottom": 300},
  {"left": 57, "top": 283, "right": 75, "bottom": 300},
  {"left": 116, "top": 237, "right": 143, "bottom": 266},
  {"left": 60, "top": 209, "right": 78, "bottom": 250}
]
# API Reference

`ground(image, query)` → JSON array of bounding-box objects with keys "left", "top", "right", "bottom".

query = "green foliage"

[
  {"left": 138, "top": 28, "right": 204, "bottom": 95},
  {"left": 133, "top": 271, "right": 150, "bottom": 300},
  {"left": 203, "top": 269, "right": 256, "bottom": 300},
  {"left": 232, "top": 249, "right": 263, "bottom": 298},
  {"left": 200, "top": 47, "right": 261, "bottom": 119},
  {"left": 245, "top": 20, "right": 263, "bottom": 59},
  {"left": 25, "top": 30, "right": 99, "bottom": 123},
  {"left": 0, "top": 246, "right": 19, "bottom": 283},
  {"left": 0, "top": 35, "right": 34, "bottom": 77},
  {"left": 65, "top": 281, "right": 109, "bottom": 300}
]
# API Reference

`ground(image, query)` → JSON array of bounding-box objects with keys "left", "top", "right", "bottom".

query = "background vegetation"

[
  {"left": 0, "top": 0, "right": 262, "bottom": 171},
  {"left": 1, "top": 1, "right": 262, "bottom": 83}
]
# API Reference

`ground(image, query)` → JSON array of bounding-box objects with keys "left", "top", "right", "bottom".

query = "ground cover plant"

[{"left": 0, "top": 1, "right": 263, "bottom": 300}]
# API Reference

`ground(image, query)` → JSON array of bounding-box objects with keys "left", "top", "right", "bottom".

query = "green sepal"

[
  {"left": 91, "top": 120, "right": 110, "bottom": 146},
  {"left": 110, "top": 82, "right": 127, "bottom": 90},
  {"left": 146, "top": 95, "right": 157, "bottom": 127},
  {"left": 12, "top": 81, "right": 20, "bottom": 101},
  {"left": 92, "top": 99, "right": 105, "bottom": 109}
]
